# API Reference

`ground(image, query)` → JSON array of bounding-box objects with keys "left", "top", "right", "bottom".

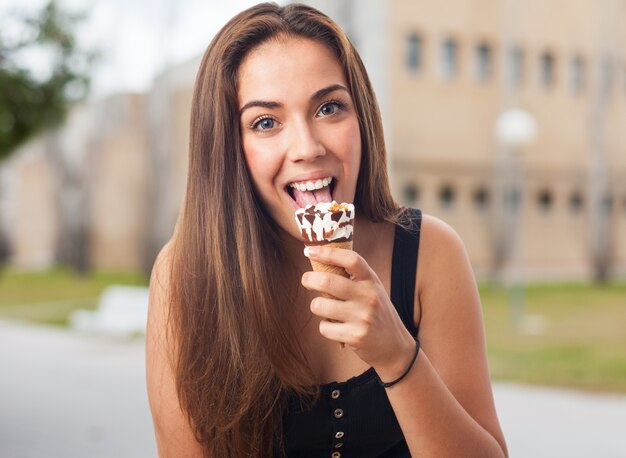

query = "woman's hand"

[{"left": 301, "top": 246, "right": 415, "bottom": 378}]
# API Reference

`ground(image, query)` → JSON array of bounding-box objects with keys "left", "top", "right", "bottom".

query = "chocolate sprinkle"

[
  {"left": 330, "top": 211, "right": 343, "bottom": 223},
  {"left": 304, "top": 214, "right": 316, "bottom": 225}
]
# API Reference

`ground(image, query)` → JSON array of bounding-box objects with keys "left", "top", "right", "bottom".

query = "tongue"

[{"left": 293, "top": 186, "right": 333, "bottom": 208}]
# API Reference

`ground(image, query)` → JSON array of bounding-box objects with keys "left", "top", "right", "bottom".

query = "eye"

[
  {"left": 251, "top": 116, "right": 277, "bottom": 131},
  {"left": 316, "top": 100, "right": 345, "bottom": 117}
]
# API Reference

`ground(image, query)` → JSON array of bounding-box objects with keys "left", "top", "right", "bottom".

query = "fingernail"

[
  {"left": 304, "top": 246, "right": 311, "bottom": 257},
  {"left": 304, "top": 246, "right": 319, "bottom": 258}
]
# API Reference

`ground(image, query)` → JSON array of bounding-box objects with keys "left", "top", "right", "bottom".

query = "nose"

[{"left": 287, "top": 119, "right": 326, "bottom": 162}]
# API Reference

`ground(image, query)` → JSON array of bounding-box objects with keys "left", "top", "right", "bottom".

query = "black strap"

[{"left": 389, "top": 208, "right": 422, "bottom": 337}]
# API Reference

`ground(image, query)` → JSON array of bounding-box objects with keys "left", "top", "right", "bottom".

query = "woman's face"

[{"left": 238, "top": 37, "right": 361, "bottom": 240}]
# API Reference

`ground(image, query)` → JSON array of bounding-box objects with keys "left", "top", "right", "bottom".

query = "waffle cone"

[
  {"left": 307, "top": 240, "right": 353, "bottom": 297},
  {"left": 307, "top": 240, "right": 353, "bottom": 348}
]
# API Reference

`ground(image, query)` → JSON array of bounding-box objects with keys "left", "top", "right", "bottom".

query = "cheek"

[
  {"left": 343, "top": 121, "right": 362, "bottom": 175},
  {"left": 242, "top": 138, "right": 280, "bottom": 191}
]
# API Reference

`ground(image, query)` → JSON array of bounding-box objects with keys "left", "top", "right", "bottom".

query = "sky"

[{"left": 0, "top": 0, "right": 284, "bottom": 99}]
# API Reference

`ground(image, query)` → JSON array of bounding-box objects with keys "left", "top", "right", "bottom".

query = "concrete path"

[
  {"left": 494, "top": 382, "right": 626, "bottom": 457},
  {"left": 0, "top": 320, "right": 156, "bottom": 458},
  {"left": 1, "top": 319, "right": 626, "bottom": 457}
]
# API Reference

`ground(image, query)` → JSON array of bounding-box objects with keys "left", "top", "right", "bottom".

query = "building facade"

[
  {"left": 1, "top": 0, "right": 625, "bottom": 281},
  {"left": 304, "top": 0, "right": 626, "bottom": 280}
]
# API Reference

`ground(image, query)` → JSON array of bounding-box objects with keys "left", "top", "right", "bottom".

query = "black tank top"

[{"left": 282, "top": 209, "right": 422, "bottom": 458}]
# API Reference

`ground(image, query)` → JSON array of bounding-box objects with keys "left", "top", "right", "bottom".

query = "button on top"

[
  {"left": 331, "top": 389, "right": 341, "bottom": 400},
  {"left": 333, "top": 408, "right": 344, "bottom": 419},
  {"left": 335, "top": 431, "right": 344, "bottom": 439}
]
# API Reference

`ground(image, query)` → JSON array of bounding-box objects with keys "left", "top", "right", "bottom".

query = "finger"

[
  {"left": 304, "top": 246, "right": 372, "bottom": 280},
  {"left": 318, "top": 319, "right": 352, "bottom": 346},
  {"left": 301, "top": 271, "right": 355, "bottom": 300},
  {"left": 309, "top": 296, "right": 350, "bottom": 322}
]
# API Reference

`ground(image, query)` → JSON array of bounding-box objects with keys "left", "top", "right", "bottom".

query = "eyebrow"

[
  {"left": 239, "top": 84, "right": 350, "bottom": 115},
  {"left": 311, "top": 84, "right": 349, "bottom": 101}
]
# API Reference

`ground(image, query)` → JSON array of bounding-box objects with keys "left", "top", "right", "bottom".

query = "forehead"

[{"left": 237, "top": 37, "right": 347, "bottom": 105}]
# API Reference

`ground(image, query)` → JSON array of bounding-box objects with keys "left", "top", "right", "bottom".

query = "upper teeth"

[{"left": 289, "top": 176, "right": 333, "bottom": 192}]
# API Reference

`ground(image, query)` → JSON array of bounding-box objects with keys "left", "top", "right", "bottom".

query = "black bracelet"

[{"left": 377, "top": 338, "right": 420, "bottom": 388}]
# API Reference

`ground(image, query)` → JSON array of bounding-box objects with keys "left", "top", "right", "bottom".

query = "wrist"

[{"left": 375, "top": 336, "right": 420, "bottom": 388}]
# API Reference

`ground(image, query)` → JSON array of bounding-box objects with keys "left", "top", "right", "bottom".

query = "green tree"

[{"left": 0, "top": 1, "right": 96, "bottom": 160}]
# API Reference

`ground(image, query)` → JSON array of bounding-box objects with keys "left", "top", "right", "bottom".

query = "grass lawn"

[
  {"left": 1, "top": 268, "right": 625, "bottom": 393},
  {"left": 480, "top": 282, "right": 626, "bottom": 394},
  {"left": 0, "top": 268, "right": 148, "bottom": 326}
]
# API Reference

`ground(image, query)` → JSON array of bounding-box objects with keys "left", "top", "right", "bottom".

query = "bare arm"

[
  {"left": 379, "top": 214, "right": 508, "bottom": 457},
  {"left": 146, "top": 242, "right": 205, "bottom": 457}
]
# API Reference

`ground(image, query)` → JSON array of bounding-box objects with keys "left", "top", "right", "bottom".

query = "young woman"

[{"left": 146, "top": 3, "right": 508, "bottom": 457}]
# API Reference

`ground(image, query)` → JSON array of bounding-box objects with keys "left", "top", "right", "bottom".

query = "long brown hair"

[{"left": 169, "top": 3, "right": 401, "bottom": 456}]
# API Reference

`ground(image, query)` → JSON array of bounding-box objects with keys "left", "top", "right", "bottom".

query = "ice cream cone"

[
  {"left": 295, "top": 202, "right": 355, "bottom": 349},
  {"left": 307, "top": 240, "right": 353, "bottom": 283}
]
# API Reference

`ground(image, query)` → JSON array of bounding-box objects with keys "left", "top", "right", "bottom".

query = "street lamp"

[
  {"left": 494, "top": 108, "right": 537, "bottom": 330},
  {"left": 495, "top": 109, "right": 537, "bottom": 148}
]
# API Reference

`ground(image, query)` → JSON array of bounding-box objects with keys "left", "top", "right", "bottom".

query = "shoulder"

[
  {"left": 417, "top": 213, "right": 471, "bottom": 280},
  {"left": 147, "top": 241, "right": 174, "bottom": 346},
  {"left": 419, "top": 213, "right": 463, "bottom": 248},
  {"left": 414, "top": 213, "right": 477, "bottom": 320},
  {"left": 147, "top": 239, "right": 175, "bottom": 364},
  {"left": 146, "top": 240, "right": 204, "bottom": 456},
  {"left": 396, "top": 210, "right": 470, "bottom": 292},
  {"left": 146, "top": 239, "right": 175, "bottom": 378},
  {"left": 150, "top": 240, "right": 175, "bottom": 296}
]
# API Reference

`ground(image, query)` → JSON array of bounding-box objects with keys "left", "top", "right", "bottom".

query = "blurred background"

[{"left": 1, "top": 0, "right": 626, "bottom": 457}]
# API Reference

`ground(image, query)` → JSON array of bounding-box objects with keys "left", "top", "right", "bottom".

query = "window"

[
  {"left": 475, "top": 43, "right": 492, "bottom": 81},
  {"left": 602, "top": 58, "right": 614, "bottom": 94},
  {"left": 438, "top": 184, "right": 456, "bottom": 210},
  {"left": 537, "top": 189, "right": 553, "bottom": 213},
  {"left": 406, "top": 33, "right": 423, "bottom": 72},
  {"left": 403, "top": 184, "right": 419, "bottom": 204},
  {"left": 473, "top": 187, "right": 490, "bottom": 212},
  {"left": 570, "top": 54, "right": 585, "bottom": 93},
  {"left": 569, "top": 191, "right": 584, "bottom": 214},
  {"left": 507, "top": 46, "right": 524, "bottom": 86},
  {"left": 603, "top": 194, "right": 614, "bottom": 213},
  {"left": 440, "top": 38, "right": 458, "bottom": 80},
  {"left": 505, "top": 188, "right": 521, "bottom": 212},
  {"left": 540, "top": 52, "right": 556, "bottom": 88}
]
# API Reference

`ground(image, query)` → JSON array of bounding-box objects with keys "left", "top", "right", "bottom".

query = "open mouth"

[{"left": 286, "top": 176, "right": 336, "bottom": 208}]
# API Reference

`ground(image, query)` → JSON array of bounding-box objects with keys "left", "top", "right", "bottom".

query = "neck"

[
  {"left": 281, "top": 229, "right": 314, "bottom": 272},
  {"left": 353, "top": 216, "right": 376, "bottom": 256}
]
